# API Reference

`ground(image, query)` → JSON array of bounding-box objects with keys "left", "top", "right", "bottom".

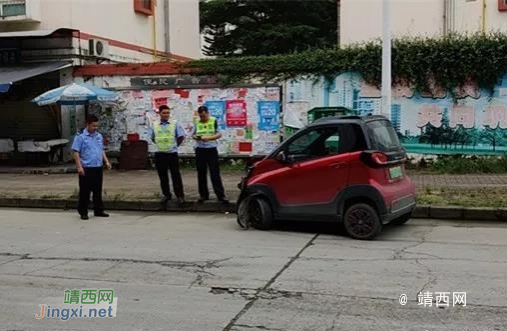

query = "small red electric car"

[{"left": 237, "top": 115, "right": 416, "bottom": 240}]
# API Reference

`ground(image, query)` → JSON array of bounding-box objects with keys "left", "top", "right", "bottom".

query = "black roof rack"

[
  {"left": 339, "top": 115, "right": 362, "bottom": 120},
  {"left": 313, "top": 115, "right": 363, "bottom": 123},
  {"left": 311, "top": 114, "right": 389, "bottom": 124}
]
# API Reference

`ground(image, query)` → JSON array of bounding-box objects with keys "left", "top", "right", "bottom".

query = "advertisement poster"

[
  {"left": 153, "top": 97, "right": 168, "bottom": 111},
  {"left": 258, "top": 101, "right": 280, "bottom": 131},
  {"left": 226, "top": 100, "right": 247, "bottom": 127},
  {"left": 204, "top": 101, "right": 226, "bottom": 130},
  {"left": 285, "top": 73, "right": 507, "bottom": 155}
]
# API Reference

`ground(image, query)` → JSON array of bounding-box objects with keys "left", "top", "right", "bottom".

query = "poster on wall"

[
  {"left": 257, "top": 101, "right": 280, "bottom": 131},
  {"left": 153, "top": 97, "right": 168, "bottom": 111},
  {"left": 204, "top": 100, "right": 226, "bottom": 130},
  {"left": 91, "top": 85, "right": 282, "bottom": 156},
  {"left": 284, "top": 73, "right": 507, "bottom": 155},
  {"left": 226, "top": 100, "right": 247, "bottom": 127}
]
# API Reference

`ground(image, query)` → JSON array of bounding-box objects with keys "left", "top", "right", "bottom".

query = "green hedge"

[
  {"left": 409, "top": 155, "right": 507, "bottom": 174},
  {"left": 186, "top": 33, "right": 507, "bottom": 94}
]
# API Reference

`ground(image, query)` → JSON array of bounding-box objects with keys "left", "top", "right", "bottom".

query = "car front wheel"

[
  {"left": 343, "top": 203, "right": 382, "bottom": 240},
  {"left": 237, "top": 196, "right": 273, "bottom": 230}
]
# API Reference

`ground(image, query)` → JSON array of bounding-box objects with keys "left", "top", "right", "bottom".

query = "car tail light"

[{"left": 371, "top": 152, "right": 388, "bottom": 165}]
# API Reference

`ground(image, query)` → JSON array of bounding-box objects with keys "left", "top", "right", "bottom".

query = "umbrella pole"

[{"left": 74, "top": 101, "right": 78, "bottom": 134}]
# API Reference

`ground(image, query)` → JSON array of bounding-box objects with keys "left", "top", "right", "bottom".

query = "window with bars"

[
  {"left": 499, "top": 0, "right": 507, "bottom": 12},
  {"left": 134, "top": 0, "right": 153, "bottom": 16},
  {"left": 0, "top": 1, "right": 26, "bottom": 17}
]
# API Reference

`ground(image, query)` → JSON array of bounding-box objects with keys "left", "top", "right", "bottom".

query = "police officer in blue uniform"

[{"left": 72, "top": 115, "right": 111, "bottom": 220}]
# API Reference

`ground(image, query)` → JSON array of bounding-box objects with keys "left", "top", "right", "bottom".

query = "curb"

[
  {"left": 410, "top": 205, "right": 506, "bottom": 221},
  {"left": 0, "top": 198, "right": 236, "bottom": 214},
  {"left": 0, "top": 198, "right": 505, "bottom": 221},
  {"left": 0, "top": 168, "right": 77, "bottom": 175}
]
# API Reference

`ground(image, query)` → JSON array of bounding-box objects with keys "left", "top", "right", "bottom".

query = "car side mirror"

[{"left": 276, "top": 151, "right": 288, "bottom": 163}]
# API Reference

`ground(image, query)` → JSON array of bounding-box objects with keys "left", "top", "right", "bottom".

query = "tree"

[
  {"left": 419, "top": 107, "right": 453, "bottom": 149},
  {"left": 200, "top": 0, "right": 339, "bottom": 57},
  {"left": 479, "top": 127, "right": 507, "bottom": 152}
]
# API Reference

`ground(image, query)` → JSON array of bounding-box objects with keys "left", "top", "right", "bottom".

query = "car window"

[
  {"left": 287, "top": 127, "right": 340, "bottom": 161},
  {"left": 366, "top": 120, "right": 401, "bottom": 152},
  {"left": 324, "top": 135, "right": 340, "bottom": 154},
  {"left": 288, "top": 129, "right": 321, "bottom": 155},
  {"left": 338, "top": 124, "right": 367, "bottom": 153}
]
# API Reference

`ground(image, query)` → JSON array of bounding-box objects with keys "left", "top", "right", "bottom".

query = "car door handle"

[{"left": 329, "top": 162, "right": 345, "bottom": 169}]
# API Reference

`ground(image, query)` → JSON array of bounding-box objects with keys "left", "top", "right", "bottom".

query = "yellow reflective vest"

[
  {"left": 195, "top": 117, "right": 217, "bottom": 136},
  {"left": 153, "top": 121, "right": 176, "bottom": 152}
]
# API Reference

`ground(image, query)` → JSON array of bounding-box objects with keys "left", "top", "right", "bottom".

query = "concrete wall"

[
  {"left": 340, "top": 0, "right": 507, "bottom": 45},
  {"left": 167, "top": 0, "right": 201, "bottom": 59},
  {"left": 340, "top": 0, "right": 444, "bottom": 44},
  {"left": 453, "top": 0, "right": 507, "bottom": 33}
]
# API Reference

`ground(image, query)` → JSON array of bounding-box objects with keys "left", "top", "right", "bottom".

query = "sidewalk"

[
  {"left": 0, "top": 170, "right": 506, "bottom": 219},
  {"left": 410, "top": 173, "right": 507, "bottom": 188},
  {"left": 1, "top": 170, "right": 507, "bottom": 198}
]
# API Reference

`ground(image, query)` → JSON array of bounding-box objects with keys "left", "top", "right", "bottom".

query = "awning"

[
  {"left": 0, "top": 61, "right": 72, "bottom": 93},
  {"left": 0, "top": 28, "right": 76, "bottom": 38}
]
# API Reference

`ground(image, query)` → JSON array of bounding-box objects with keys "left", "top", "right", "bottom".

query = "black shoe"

[
  {"left": 197, "top": 197, "right": 209, "bottom": 203},
  {"left": 219, "top": 199, "right": 230, "bottom": 205},
  {"left": 80, "top": 214, "right": 89, "bottom": 220},
  {"left": 177, "top": 197, "right": 185, "bottom": 206},
  {"left": 161, "top": 196, "right": 172, "bottom": 204},
  {"left": 94, "top": 212, "right": 109, "bottom": 217}
]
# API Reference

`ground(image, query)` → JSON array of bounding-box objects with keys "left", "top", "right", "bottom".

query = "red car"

[{"left": 237, "top": 115, "right": 416, "bottom": 240}]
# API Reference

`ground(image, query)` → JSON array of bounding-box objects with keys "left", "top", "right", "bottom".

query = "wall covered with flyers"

[{"left": 84, "top": 75, "right": 281, "bottom": 156}]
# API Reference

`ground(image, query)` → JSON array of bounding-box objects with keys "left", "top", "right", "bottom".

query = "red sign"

[
  {"left": 226, "top": 100, "right": 247, "bottom": 127},
  {"left": 238, "top": 142, "right": 252, "bottom": 153},
  {"left": 175, "top": 88, "right": 189, "bottom": 99}
]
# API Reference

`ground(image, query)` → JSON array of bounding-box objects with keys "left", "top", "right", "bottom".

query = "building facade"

[
  {"left": 0, "top": 0, "right": 201, "bottom": 164},
  {"left": 0, "top": 0, "right": 201, "bottom": 62},
  {"left": 340, "top": 0, "right": 507, "bottom": 45}
]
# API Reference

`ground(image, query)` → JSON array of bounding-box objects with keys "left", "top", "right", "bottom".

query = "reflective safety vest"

[
  {"left": 153, "top": 121, "right": 176, "bottom": 152},
  {"left": 195, "top": 117, "right": 216, "bottom": 136}
]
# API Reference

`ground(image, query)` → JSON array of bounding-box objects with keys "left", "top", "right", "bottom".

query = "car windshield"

[{"left": 366, "top": 120, "right": 401, "bottom": 152}]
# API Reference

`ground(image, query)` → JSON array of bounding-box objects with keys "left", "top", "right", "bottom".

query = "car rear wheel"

[
  {"left": 343, "top": 203, "right": 382, "bottom": 240},
  {"left": 237, "top": 196, "right": 273, "bottom": 230},
  {"left": 391, "top": 213, "right": 411, "bottom": 225}
]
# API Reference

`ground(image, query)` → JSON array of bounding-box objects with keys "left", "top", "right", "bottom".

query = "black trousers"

[
  {"left": 78, "top": 167, "right": 104, "bottom": 215},
  {"left": 155, "top": 152, "right": 184, "bottom": 199},
  {"left": 195, "top": 147, "right": 225, "bottom": 200}
]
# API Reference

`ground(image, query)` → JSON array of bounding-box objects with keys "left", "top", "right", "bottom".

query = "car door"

[{"left": 271, "top": 125, "right": 350, "bottom": 207}]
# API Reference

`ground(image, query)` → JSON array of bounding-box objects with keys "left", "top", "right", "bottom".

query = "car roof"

[{"left": 309, "top": 114, "right": 389, "bottom": 126}]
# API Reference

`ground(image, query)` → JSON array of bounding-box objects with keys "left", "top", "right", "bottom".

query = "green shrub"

[{"left": 427, "top": 156, "right": 507, "bottom": 174}]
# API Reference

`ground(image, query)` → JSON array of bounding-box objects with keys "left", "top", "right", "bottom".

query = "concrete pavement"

[
  {"left": 1, "top": 170, "right": 507, "bottom": 220},
  {"left": 2, "top": 170, "right": 507, "bottom": 201},
  {"left": 0, "top": 209, "right": 505, "bottom": 330}
]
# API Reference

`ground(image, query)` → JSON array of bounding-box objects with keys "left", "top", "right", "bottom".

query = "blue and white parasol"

[{"left": 32, "top": 82, "right": 118, "bottom": 106}]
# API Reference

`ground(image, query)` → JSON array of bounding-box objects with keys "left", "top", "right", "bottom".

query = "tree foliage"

[
  {"left": 187, "top": 33, "right": 507, "bottom": 95},
  {"left": 200, "top": 0, "right": 338, "bottom": 56}
]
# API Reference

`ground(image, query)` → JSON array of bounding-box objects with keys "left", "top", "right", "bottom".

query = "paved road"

[{"left": 0, "top": 209, "right": 505, "bottom": 331}]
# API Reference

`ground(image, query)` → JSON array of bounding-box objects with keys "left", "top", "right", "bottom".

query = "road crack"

[
  {"left": 232, "top": 324, "right": 285, "bottom": 331},
  {"left": 415, "top": 258, "right": 438, "bottom": 296},
  {"left": 392, "top": 226, "right": 434, "bottom": 260},
  {"left": 222, "top": 233, "right": 320, "bottom": 331},
  {"left": 0, "top": 253, "right": 229, "bottom": 285}
]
